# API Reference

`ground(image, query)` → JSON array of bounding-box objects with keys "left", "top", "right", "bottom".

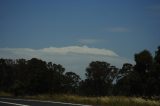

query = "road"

[{"left": 0, "top": 97, "right": 91, "bottom": 106}]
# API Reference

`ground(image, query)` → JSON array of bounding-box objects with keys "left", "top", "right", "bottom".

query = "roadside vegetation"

[
  {"left": 0, "top": 93, "right": 160, "bottom": 106},
  {"left": 0, "top": 46, "right": 160, "bottom": 106},
  {"left": 24, "top": 94, "right": 160, "bottom": 106}
]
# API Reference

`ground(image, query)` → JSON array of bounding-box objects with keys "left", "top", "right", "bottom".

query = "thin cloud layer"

[
  {"left": 41, "top": 46, "right": 118, "bottom": 57},
  {"left": 0, "top": 46, "right": 118, "bottom": 57}
]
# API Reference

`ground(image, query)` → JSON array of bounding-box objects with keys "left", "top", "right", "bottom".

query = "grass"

[
  {"left": 0, "top": 91, "right": 13, "bottom": 97},
  {"left": 23, "top": 94, "right": 160, "bottom": 106},
  {"left": 0, "top": 92, "right": 160, "bottom": 106}
]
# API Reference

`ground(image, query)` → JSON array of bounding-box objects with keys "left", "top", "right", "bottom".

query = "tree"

[
  {"left": 146, "top": 46, "right": 160, "bottom": 96},
  {"left": 0, "top": 59, "right": 15, "bottom": 92},
  {"left": 11, "top": 59, "right": 27, "bottom": 96},
  {"left": 25, "top": 58, "right": 49, "bottom": 94},
  {"left": 135, "top": 50, "right": 153, "bottom": 74},
  {"left": 117, "top": 50, "right": 154, "bottom": 96},
  {"left": 46, "top": 61, "right": 66, "bottom": 94},
  {"left": 81, "top": 61, "right": 118, "bottom": 96},
  {"left": 64, "top": 72, "right": 80, "bottom": 94},
  {"left": 155, "top": 46, "right": 160, "bottom": 64},
  {"left": 134, "top": 50, "right": 154, "bottom": 96},
  {"left": 118, "top": 63, "right": 133, "bottom": 78},
  {"left": 114, "top": 63, "right": 133, "bottom": 96},
  {"left": 0, "top": 59, "right": 7, "bottom": 91}
]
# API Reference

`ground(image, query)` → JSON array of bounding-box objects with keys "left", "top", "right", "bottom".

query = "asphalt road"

[{"left": 0, "top": 97, "right": 91, "bottom": 106}]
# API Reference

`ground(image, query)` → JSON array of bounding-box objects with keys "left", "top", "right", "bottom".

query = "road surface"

[{"left": 0, "top": 97, "right": 91, "bottom": 106}]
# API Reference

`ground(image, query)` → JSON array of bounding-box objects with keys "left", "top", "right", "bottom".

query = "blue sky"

[{"left": 0, "top": 0, "right": 160, "bottom": 77}]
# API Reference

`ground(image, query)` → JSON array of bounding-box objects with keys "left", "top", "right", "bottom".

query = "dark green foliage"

[
  {"left": 0, "top": 46, "right": 160, "bottom": 97},
  {"left": 0, "top": 59, "right": 15, "bottom": 92},
  {"left": 80, "top": 61, "right": 118, "bottom": 96},
  {"left": 0, "top": 58, "right": 79, "bottom": 96},
  {"left": 135, "top": 50, "right": 153, "bottom": 74},
  {"left": 155, "top": 46, "right": 160, "bottom": 64},
  {"left": 115, "top": 47, "right": 160, "bottom": 96},
  {"left": 114, "top": 63, "right": 134, "bottom": 96},
  {"left": 64, "top": 72, "right": 80, "bottom": 94}
]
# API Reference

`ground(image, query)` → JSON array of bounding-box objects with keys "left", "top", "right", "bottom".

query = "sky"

[{"left": 0, "top": 0, "right": 160, "bottom": 78}]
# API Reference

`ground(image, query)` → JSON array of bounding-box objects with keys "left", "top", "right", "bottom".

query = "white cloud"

[
  {"left": 0, "top": 46, "right": 134, "bottom": 79},
  {"left": 0, "top": 46, "right": 118, "bottom": 57},
  {"left": 107, "top": 27, "right": 129, "bottom": 32},
  {"left": 41, "top": 45, "right": 118, "bottom": 57}
]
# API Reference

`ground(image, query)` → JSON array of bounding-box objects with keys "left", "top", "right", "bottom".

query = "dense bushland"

[{"left": 0, "top": 46, "right": 160, "bottom": 97}]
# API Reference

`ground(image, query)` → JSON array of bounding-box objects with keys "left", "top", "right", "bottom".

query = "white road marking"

[
  {"left": 0, "top": 97, "right": 92, "bottom": 106},
  {"left": 0, "top": 100, "right": 30, "bottom": 106}
]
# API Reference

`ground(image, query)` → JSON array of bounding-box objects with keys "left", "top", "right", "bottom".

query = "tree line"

[{"left": 0, "top": 46, "right": 160, "bottom": 97}]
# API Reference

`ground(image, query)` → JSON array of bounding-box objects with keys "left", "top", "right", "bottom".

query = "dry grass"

[
  {"left": 0, "top": 92, "right": 159, "bottom": 106},
  {"left": 23, "top": 94, "right": 160, "bottom": 106},
  {"left": 0, "top": 91, "right": 13, "bottom": 97}
]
